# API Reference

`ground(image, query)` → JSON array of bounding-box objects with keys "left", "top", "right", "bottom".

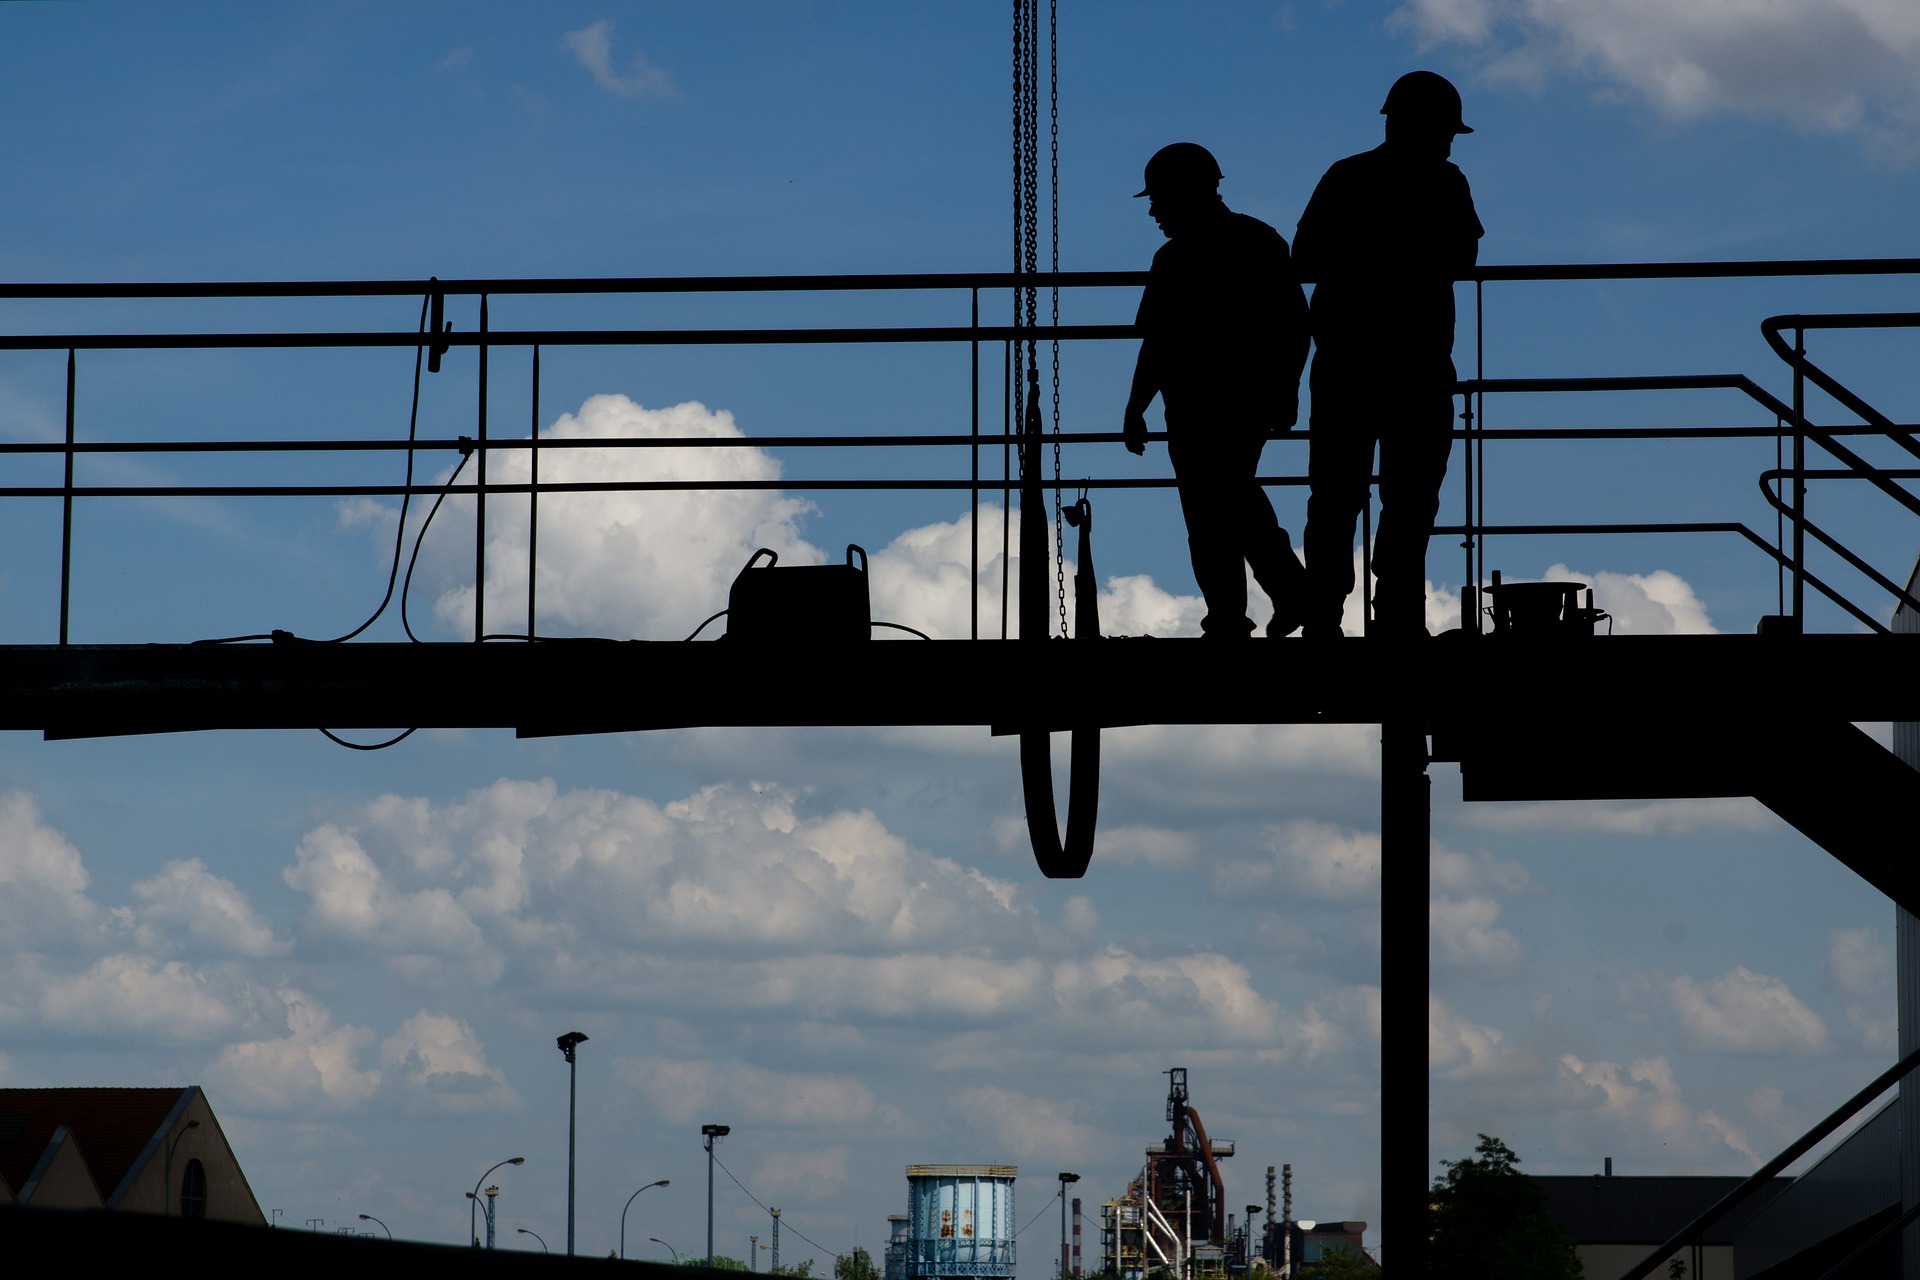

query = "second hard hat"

[{"left": 1381, "top": 70, "right": 1473, "bottom": 134}]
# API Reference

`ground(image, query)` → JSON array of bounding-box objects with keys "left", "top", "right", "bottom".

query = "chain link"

[{"left": 1048, "top": 0, "right": 1067, "bottom": 639}]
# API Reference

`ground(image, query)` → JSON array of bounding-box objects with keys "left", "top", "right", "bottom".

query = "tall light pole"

[
  {"left": 358, "top": 1213, "right": 392, "bottom": 1239},
  {"left": 621, "top": 1178, "right": 671, "bottom": 1260},
  {"left": 469, "top": 1156, "right": 525, "bottom": 1248},
  {"left": 702, "top": 1123, "right": 731, "bottom": 1267},
  {"left": 163, "top": 1119, "right": 200, "bottom": 1216},
  {"left": 557, "top": 1031, "right": 589, "bottom": 1256},
  {"left": 1058, "top": 1173, "right": 1080, "bottom": 1280}
]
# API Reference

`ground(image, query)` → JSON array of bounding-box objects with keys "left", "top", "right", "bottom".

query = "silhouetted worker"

[
  {"left": 1123, "top": 142, "right": 1312, "bottom": 639},
  {"left": 1295, "top": 71, "right": 1483, "bottom": 637}
]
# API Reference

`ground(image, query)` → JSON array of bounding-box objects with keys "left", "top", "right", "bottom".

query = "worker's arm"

[{"left": 1123, "top": 339, "right": 1158, "bottom": 455}]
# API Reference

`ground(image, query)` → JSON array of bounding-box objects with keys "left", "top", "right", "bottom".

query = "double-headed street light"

[
  {"left": 621, "top": 1178, "right": 671, "bottom": 1260},
  {"left": 702, "top": 1124, "right": 731, "bottom": 1267},
  {"left": 1058, "top": 1173, "right": 1080, "bottom": 1280},
  {"left": 557, "top": 1031, "right": 589, "bottom": 1256},
  {"left": 469, "top": 1156, "right": 525, "bottom": 1248}
]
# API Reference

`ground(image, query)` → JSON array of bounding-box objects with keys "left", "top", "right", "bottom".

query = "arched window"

[{"left": 179, "top": 1157, "right": 207, "bottom": 1219}]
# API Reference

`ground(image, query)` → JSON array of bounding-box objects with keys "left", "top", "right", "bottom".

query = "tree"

[
  {"left": 1429, "top": 1134, "right": 1583, "bottom": 1280},
  {"left": 682, "top": 1258, "right": 749, "bottom": 1271},
  {"left": 1296, "top": 1251, "right": 1378, "bottom": 1278},
  {"left": 770, "top": 1263, "right": 816, "bottom": 1278},
  {"left": 834, "top": 1247, "right": 880, "bottom": 1280}
]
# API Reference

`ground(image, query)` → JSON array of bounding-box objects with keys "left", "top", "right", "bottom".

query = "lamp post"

[
  {"left": 358, "top": 1213, "right": 392, "bottom": 1240},
  {"left": 652, "top": 1236, "right": 682, "bottom": 1263},
  {"left": 1243, "top": 1206, "right": 1261, "bottom": 1267},
  {"left": 621, "top": 1178, "right": 671, "bottom": 1260},
  {"left": 751, "top": 1235, "right": 760, "bottom": 1272},
  {"left": 163, "top": 1119, "right": 200, "bottom": 1216},
  {"left": 1058, "top": 1174, "right": 1080, "bottom": 1280},
  {"left": 519, "top": 1227, "right": 550, "bottom": 1253},
  {"left": 469, "top": 1156, "right": 525, "bottom": 1247},
  {"left": 702, "top": 1123, "right": 731, "bottom": 1267},
  {"left": 557, "top": 1031, "right": 589, "bottom": 1256}
]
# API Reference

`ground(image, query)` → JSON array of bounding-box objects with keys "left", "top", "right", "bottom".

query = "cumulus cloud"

[
  {"left": 0, "top": 790, "right": 108, "bottom": 948},
  {"left": 208, "top": 989, "right": 381, "bottom": 1111},
  {"left": 37, "top": 953, "right": 242, "bottom": 1042},
  {"left": 1431, "top": 894, "right": 1526, "bottom": 975},
  {"left": 1395, "top": 0, "right": 1920, "bottom": 153},
  {"left": 1670, "top": 965, "right": 1831, "bottom": 1053},
  {"left": 1457, "top": 796, "right": 1774, "bottom": 835},
  {"left": 1554, "top": 1052, "right": 1760, "bottom": 1165},
  {"left": 619, "top": 1056, "right": 877, "bottom": 1128},
  {"left": 948, "top": 1085, "right": 1098, "bottom": 1160},
  {"left": 1825, "top": 926, "right": 1896, "bottom": 1050},
  {"left": 130, "top": 858, "right": 285, "bottom": 958},
  {"left": 1225, "top": 820, "right": 1380, "bottom": 900},
  {"left": 1430, "top": 996, "right": 1531, "bottom": 1078},
  {"left": 562, "top": 20, "right": 677, "bottom": 99},
  {"left": 379, "top": 1011, "right": 519, "bottom": 1113}
]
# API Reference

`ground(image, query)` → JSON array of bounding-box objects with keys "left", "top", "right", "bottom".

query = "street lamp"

[
  {"left": 358, "top": 1213, "right": 392, "bottom": 1239},
  {"left": 469, "top": 1156, "right": 525, "bottom": 1248},
  {"left": 519, "top": 1227, "right": 550, "bottom": 1253},
  {"left": 1243, "top": 1206, "right": 1262, "bottom": 1266},
  {"left": 1058, "top": 1173, "right": 1080, "bottom": 1280},
  {"left": 702, "top": 1123, "right": 731, "bottom": 1267},
  {"left": 652, "top": 1236, "right": 682, "bottom": 1263},
  {"left": 621, "top": 1178, "right": 671, "bottom": 1260},
  {"left": 557, "top": 1031, "right": 589, "bottom": 1256}
]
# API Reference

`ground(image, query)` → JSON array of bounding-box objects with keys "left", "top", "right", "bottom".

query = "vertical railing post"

[
  {"left": 475, "top": 294, "right": 489, "bottom": 643},
  {"left": 59, "top": 348, "right": 75, "bottom": 646},
  {"left": 971, "top": 288, "right": 980, "bottom": 641},
  {"left": 1792, "top": 325, "right": 1805, "bottom": 629},
  {"left": 528, "top": 343, "right": 540, "bottom": 640},
  {"left": 1469, "top": 275, "right": 1484, "bottom": 634}
]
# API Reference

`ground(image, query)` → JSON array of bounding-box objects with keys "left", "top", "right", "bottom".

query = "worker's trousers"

[
  {"left": 1168, "top": 426, "right": 1307, "bottom": 637},
  {"left": 1303, "top": 358, "right": 1456, "bottom": 634}
]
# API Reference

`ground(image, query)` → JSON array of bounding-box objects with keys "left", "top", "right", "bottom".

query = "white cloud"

[
  {"left": 1826, "top": 927, "right": 1896, "bottom": 1050},
  {"left": 37, "top": 952, "right": 241, "bottom": 1042},
  {"left": 0, "top": 790, "right": 107, "bottom": 948},
  {"left": 618, "top": 1056, "right": 877, "bottom": 1128},
  {"left": 379, "top": 1011, "right": 518, "bottom": 1113},
  {"left": 1430, "top": 845, "right": 1538, "bottom": 896},
  {"left": 208, "top": 989, "right": 381, "bottom": 1111},
  {"left": 1431, "top": 894, "right": 1526, "bottom": 974},
  {"left": 1554, "top": 1052, "right": 1760, "bottom": 1165},
  {"left": 1227, "top": 820, "right": 1380, "bottom": 900},
  {"left": 1670, "top": 966, "right": 1831, "bottom": 1053},
  {"left": 948, "top": 1085, "right": 1098, "bottom": 1160},
  {"left": 1458, "top": 796, "right": 1774, "bottom": 835},
  {"left": 562, "top": 20, "right": 677, "bottom": 99},
  {"left": 1395, "top": 0, "right": 1920, "bottom": 153},
  {"left": 1430, "top": 996, "right": 1531, "bottom": 1078},
  {"left": 130, "top": 858, "right": 286, "bottom": 958}
]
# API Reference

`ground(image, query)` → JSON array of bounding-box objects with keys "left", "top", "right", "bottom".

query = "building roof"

[
  {"left": 0, "top": 1087, "right": 191, "bottom": 1205},
  {"left": 1531, "top": 1174, "right": 1794, "bottom": 1245}
]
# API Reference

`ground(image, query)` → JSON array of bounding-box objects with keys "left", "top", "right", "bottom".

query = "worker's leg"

[
  {"left": 1171, "top": 437, "right": 1254, "bottom": 637},
  {"left": 1230, "top": 438, "right": 1308, "bottom": 635},
  {"left": 1373, "top": 393, "right": 1456, "bottom": 634},
  {"left": 1303, "top": 380, "right": 1376, "bottom": 633}
]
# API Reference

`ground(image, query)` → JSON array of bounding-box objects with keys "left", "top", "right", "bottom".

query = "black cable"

[
  {"left": 685, "top": 609, "right": 728, "bottom": 640},
  {"left": 871, "top": 621, "right": 932, "bottom": 639},
  {"left": 399, "top": 447, "right": 473, "bottom": 642},
  {"left": 1012, "top": 1189, "right": 1061, "bottom": 1239},
  {"left": 318, "top": 727, "right": 417, "bottom": 751},
  {"left": 711, "top": 1154, "right": 843, "bottom": 1263}
]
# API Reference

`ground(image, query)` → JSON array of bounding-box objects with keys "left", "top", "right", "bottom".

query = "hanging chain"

[{"left": 1048, "top": 0, "right": 1067, "bottom": 638}]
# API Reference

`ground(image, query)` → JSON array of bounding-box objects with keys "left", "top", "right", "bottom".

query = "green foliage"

[
  {"left": 834, "top": 1247, "right": 880, "bottom": 1280},
  {"left": 1429, "top": 1135, "right": 1583, "bottom": 1280},
  {"left": 683, "top": 1257, "right": 750, "bottom": 1271},
  {"left": 770, "top": 1262, "right": 817, "bottom": 1278},
  {"left": 1296, "top": 1251, "right": 1378, "bottom": 1278}
]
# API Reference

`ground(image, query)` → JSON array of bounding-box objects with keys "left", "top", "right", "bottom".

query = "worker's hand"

[{"left": 1123, "top": 407, "right": 1149, "bottom": 456}]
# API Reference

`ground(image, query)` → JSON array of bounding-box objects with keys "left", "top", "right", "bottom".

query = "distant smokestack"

[{"left": 1072, "top": 1198, "right": 1082, "bottom": 1275}]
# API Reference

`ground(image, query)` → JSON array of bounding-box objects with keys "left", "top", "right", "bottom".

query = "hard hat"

[
  {"left": 1381, "top": 70, "right": 1473, "bottom": 134},
  {"left": 1134, "top": 143, "right": 1223, "bottom": 198}
]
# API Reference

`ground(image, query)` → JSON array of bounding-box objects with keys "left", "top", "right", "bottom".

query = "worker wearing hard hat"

[
  {"left": 1122, "top": 142, "right": 1313, "bottom": 639},
  {"left": 1294, "top": 70, "right": 1484, "bottom": 638}
]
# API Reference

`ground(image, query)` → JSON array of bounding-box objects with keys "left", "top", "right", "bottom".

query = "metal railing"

[{"left": 2, "top": 258, "right": 1917, "bottom": 647}]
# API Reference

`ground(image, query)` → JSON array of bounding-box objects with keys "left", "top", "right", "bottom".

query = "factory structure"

[
  {"left": 880, "top": 1072, "right": 1367, "bottom": 1280},
  {"left": 1096, "top": 1070, "right": 1370, "bottom": 1278}
]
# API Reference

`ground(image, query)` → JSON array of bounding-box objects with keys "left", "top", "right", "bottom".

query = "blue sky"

[{"left": 1, "top": 0, "right": 1918, "bottom": 1265}]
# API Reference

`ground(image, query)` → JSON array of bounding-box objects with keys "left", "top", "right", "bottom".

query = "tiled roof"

[{"left": 0, "top": 1088, "right": 188, "bottom": 1201}]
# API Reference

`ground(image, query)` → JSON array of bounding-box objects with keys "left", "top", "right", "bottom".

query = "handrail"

[{"left": 1616, "top": 1043, "right": 1920, "bottom": 1280}]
